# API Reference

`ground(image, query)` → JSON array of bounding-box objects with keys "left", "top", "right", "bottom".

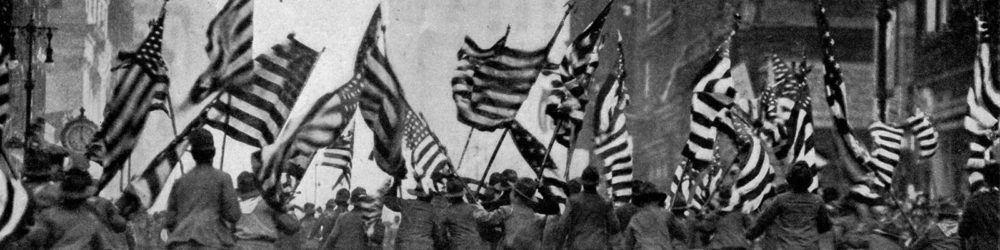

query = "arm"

[
  {"left": 816, "top": 205, "right": 832, "bottom": 234},
  {"left": 164, "top": 184, "right": 179, "bottom": 231},
  {"left": 104, "top": 201, "right": 128, "bottom": 233},
  {"left": 17, "top": 216, "right": 52, "bottom": 249},
  {"left": 472, "top": 204, "right": 511, "bottom": 226},
  {"left": 219, "top": 174, "right": 241, "bottom": 224},
  {"left": 606, "top": 203, "right": 621, "bottom": 235},
  {"left": 746, "top": 200, "right": 781, "bottom": 240}
]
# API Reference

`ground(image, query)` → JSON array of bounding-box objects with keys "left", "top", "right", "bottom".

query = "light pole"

[{"left": 6, "top": 18, "right": 55, "bottom": 145}]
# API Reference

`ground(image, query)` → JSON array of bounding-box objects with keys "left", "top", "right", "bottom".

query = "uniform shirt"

[
  {"left": 19, "top": 204, "right": 112, "bottom": 250},
  {"left": 474, "top": 203, "right": 547, "bottom": 250},
  {"left": 440, "top": 202, "right": 488, "bottom": 250},
  {"left": 622, "top": 206, "right": 687, "bottom": 250},
  {"left": 164, "top": 164, "right": 241, "bottom": 249},
  {"left": 560, "top": 192, "right": 619, "bottom": 250},
  {"left": 323, "top": 208, "right": 382, "bottom": 250},
  {"left": 384, "top": 196, "right": 438, "bottom": 250},
  {"left": 695, "top": 211, "right": 751, "bottom": 249},
  {"left": 747, "top": 191, "right": 832, "bottom": 250}
]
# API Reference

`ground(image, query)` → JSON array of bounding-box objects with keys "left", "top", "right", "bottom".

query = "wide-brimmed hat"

[
  {"left": 334, "top": 188, "right": 350, "bottom": 204},
  {"left": 407, "top": 185, "right": 432, "bottom": 197},
  {"left": 61, "top": 168, "right": 96, "bottom": 200},
  {"left": 580, "top": 167, "right": 600, "bottom": 186},
  {"left": 188, "top": 128, "right": 216, "bottom": 152},
  {"left": 443, "top": 180, "right": 467, "bottom": 198},
  {"left": 501, "top": 169, "right": 518, "bottom": 182},
  {"left": 350, "top": 187, "right": 374, "bottom": 203},
  {"left": 488, "top": 173, "right": 511, "bottom": 191},
  {"left": 632, "top": 181, "right": 666, "bottom": 206},
  {"left": 512, "top": 178, "right": 539, "bottom": 203}
]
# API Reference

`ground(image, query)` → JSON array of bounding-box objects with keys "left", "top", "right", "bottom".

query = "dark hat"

[
  {"left": 937, "top": 203, "right": 961, "bottom": 217},
  {"left": 501, "top": 169, "right": 518, "bottom": 181},
  {"left": 443, "top": 180, "right": 467, "bottom": 198},
  {"left": 488, "top": 173, "right": 511, "bottom": 191},
  {"left": 236, "top": 172, "right": 259, "bottom": 194},
  {"left": 326, "top": 199, "right": 337, "bottom": 208},
  {"left": 406, "top": 185, "right": 432, "bottom": 197},
  {"left": 334, "top": 188, "right": 350, "bottom": 203},
  {"left": 580, "top": 167, "right": 600, "bottom": 186},
  {"left": 67, "top": 153, "right": 90, "bottom": 171},
  {"left": 350, "top": 187, "right": 374, "bottom": 203},
  {"left": 188, "top": 128, "right": 215, "bottom": 152},
  {"left": 632, "top": 181, "right": 667, "bottom": 206},
  {"left": 511, "top": 178, "right": 539, "bottom": 203},
  {"left": 61, "top": 168, "right": 96, "bottom": 200}
]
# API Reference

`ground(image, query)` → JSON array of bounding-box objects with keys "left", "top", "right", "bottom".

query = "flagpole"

[
  {"left": 164, "top": 94, "right": 186, "bottom": 174},
  {"left": 473, "top": 128, "right": 509, "bottom": 196},
  {"left": 455, "top": 128, "right": 474, "bottom": 170},
  {"left": 219, "top": 94, "right": 232, "bottom": 171}
]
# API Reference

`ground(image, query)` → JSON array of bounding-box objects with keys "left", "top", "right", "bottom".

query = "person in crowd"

[
  {"left": 747, "top": 161, "right": 832, "bottom": 249},
  {"left": 318, "top": 189, "right": 351, "bottom": 241},
  {"left": 322, "top": 187, "right": 384, "bottom": 250},
  {"left": 695, "top": 189, "right": 750, "bottom": 250},
  {"left": 839, "top": 222, "right": 904, "bottom": 250},
  {"left": 669, "top": 199, "right": 690, "bottom": 250},
  {"left": 959, "top": 162, "right": 1000, "bottom": 250},
  {"left": 382, "top": 180, "right": 440, "bottom": 250},
  {"left": 559, "top": 167, "right": 620, "bottom": 250},
  {"left": 439, "top": 179, "right": 487, "bottom": 250},
  {"left": 910, "top": 203, "right": 961, "bottom": 250},
  {"left": 232, "top": 171, "right": 300, "bottom": 250},
  {"left": 612, "top": 180, "right": 644, "bottom": 248},
  {"left": 474, "top": 177, "right": 551, "bottom": 250},
  {"left": 620, "top": 181, "right": 686, "bottom": 250},
  {"left": 164, "top": 128, "right": 241, "bottom": 250},
  {"left": 819, "top": 187, "right": 841, "bottom": 250},
  {"left": 295, "top": 203, "right": 321, "bottom": 249},
  {"left": 478, "top": 173, "right": 510, "bottom": 248},
  {"left": 13, "top": 168, "right": 111, "bottom": 249}
]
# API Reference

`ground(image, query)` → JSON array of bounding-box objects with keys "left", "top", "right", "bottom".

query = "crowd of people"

[{"left": 2, "top": 128, "right": 1000, "bottom": 249}]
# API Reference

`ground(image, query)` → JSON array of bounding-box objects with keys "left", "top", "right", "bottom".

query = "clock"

[{"left": 60, "top": 108, "right": 98, "bottom": 153}]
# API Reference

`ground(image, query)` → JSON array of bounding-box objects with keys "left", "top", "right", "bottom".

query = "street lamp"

[{"left": 6, "top": 18, "right": 56, "bottom": 143}]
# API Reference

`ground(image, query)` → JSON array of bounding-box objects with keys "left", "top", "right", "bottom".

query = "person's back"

[
  {"left": 747, "top": 162, "right": 831, "bottom": 250},
  {"left": 562, "top": 191, "right": 618, "bottom": 250},
  {"left": 384, "top": 190, "right": 437, "bottom": 250},
  {"left": 24, "top": 205, "right": 109, "bottom": 250},
  {"left": 959, "top": 190, "right": 1000, "bottom": 250},
  {"left": 701, "top": 210, "right": 751, "bottom": 250},
  {"left": 442, "top": 201, "right": 487, "bottom": 250},
  {"left": 324, "top": 208, "right": 368, "bottom": 249}
]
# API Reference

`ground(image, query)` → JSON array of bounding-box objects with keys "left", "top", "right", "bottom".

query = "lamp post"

[{"left": 6, "top": 18, "right": 56, "bottom": 144}]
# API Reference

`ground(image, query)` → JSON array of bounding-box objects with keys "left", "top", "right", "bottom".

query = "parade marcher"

[
  {"left": 164, "top": 128, "right": 241, "bottom": 250},
  {"left": 439, "top": 179, "right": 487, "bottom": 250},
  {"left": 322, "top": 187, "right": 384, "bottom": 250},
  {"left": 746, "top": 161, "right": 832, "bottom": 250},
  {"left": 14, "top": 168, "right": 112, "bottom": 249},
  {"left": 474, "top": 177, "right": 552, "bottom": 250},
  {"left": 232, "top": 172, "right": 300, "bottom": 250},
  {"left": 695, "top": 189, "right": 751, "bottom": 250},
  {"left": 909, "top": 203, "right": 961, "bottom": 250},
  {"left": 318, "top": 189, "right": 351, "bottom": 241},
  {"left": 478, "top": 173, "right": 510, "bottom": 248},
  {"left": 959, "top": 162, "right": 1000, "bottom": 250},
  {"left": 382, "top": 180, "right": 440, "bottom": 250},
  {"left": 620, "top": 181, "right": 686, "bottom": 250},
  {"left": 295, "top": 203, "right": 321, "bottom": 249},
  {"left": 559, "top": 167, "right": 620, "bottom": 250}
]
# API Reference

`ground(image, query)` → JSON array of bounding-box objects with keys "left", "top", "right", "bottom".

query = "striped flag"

[
  {"left": 89, "top": 9, "right": 170, "bottom": 189},
  {"left": 314, "top": 124, "right": 354, "bottom": 187},
  {"left": 867, "top": 122, "right": 904, "bottom": 188},
  {"left": 187, "top": 0, "right": 253, "bottom": 104},
  {"left": 816, "top": 2, "right": 881, "bottom": 200},
  {"left": 965, "top": 15, "right": 998, "bottom": 176},
  {"left": 403, "top": 108, "right": 453, "bottom": 190},
  {"left": 355, "top": 6, "right": 408, "bottom": 178},
  {"left": 452, "top": 9, "right": 569, "bottom": 131},
  {"left": 681, "top": 36, "right": 737, "bottom": 172},
  {"left": 205, "top": 35, "right": 320, "bottom": 148},
  {"left": 0, "top": 156, "right": 27, "bottom": 242},
  {"left": 258, "top": 79, "right": 362, "bottom": 208},
  {"left": 787, "top": 105, "right": 821, "bottom": 192},
  {"left": 667, "top": 160, "right": 692, "bottom": 206},
  {"left": 735, "top": 136, "right": 776, "bottom": 213},
  {"left": 906, "top": 112, "right": 938, "bottom": 159},
  {"left": 0, "top": 56, "right": 12, "bottom": 126},
  {"left": 508, "top": 121, "right": 567, "bottom": 206},
  {"left": 117, "top": 119, "right": 199, "bottom": 216},
  {"left": 592, "top": 39, "right": 633, "bottom": 203},
  {"left": 542, "top": 1, "right": 612, "bottom": 146}
]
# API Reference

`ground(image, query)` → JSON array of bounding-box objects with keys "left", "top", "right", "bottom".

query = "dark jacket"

[
  {"left": 474, "top": 203, "right": 547, "bottom": 250},
  {"left": 910, "top": 220, "right": 960, "bottom": 250},
  {"left": 560, "top": 192, "right": 619, "bottom": 250},
  {"left": 959, "top": 190, "right": 1000, "bottom": 250},
  {"left": 18, "top": 205, "right": 112, "bottom": 250},
  {"left": 440, "top": 202, "right": 487, "bottom": 250},
  {"left": 164, "top": 164, "right": 241, "bottom": 249},
  {"left": 696, "top": 210, "right": 751, "bottom": 249},
  {"left": 322, "top": 208, "right": 381, "bottom": 250},
  {"left": 384, "top": 196, "right": 439, "bottom": 250},
  {"left": 318, "top": 205, "right": 348, "bottom": 241},
  {"left": 621, "top": 206, "right": 687, "bottom": 250},
  {"left": 747, "top": 191, "right": 832, "bottom": 250}
]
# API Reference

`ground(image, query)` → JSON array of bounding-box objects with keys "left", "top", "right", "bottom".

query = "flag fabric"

[
  {"left": 507, "top": 121, "right": 567, "bottom": 205},
  {"left": 667, "top": 160, "right": 693, "bottom": 207},
  {"left": 258, "top": 80, "right": 362, "bottom": 209},
  {"left": 117, "top": 120, "right": 198, "bottom": 216},
  {"left": 452, "top": 9, "right": 569, "bottom": 131},
  {"left": 906, "top": 112, "right": 938, "bottom": 159},
  {"left": 735, "top": 136, "right": 776, "bottom": 213},
  {"left": 205, "top": 35, "right": 320, "bottom": 148},
  {"left": 681, "top": 36, "right": 737, "bottom": 172},
  {"left": 355, "top": 6, "right": 408, "bottom": 178},
  {"left": 592, "top": 40, "right": 633, "bottom": 203},
  {"left": 965, "top": 15, "right": 998, "bottom": 182},
  {"left": 315, "top": 124, "right": 354, "bottom": 187},
  {"left": 542, "top": 1, "right": 612, "bottom": 146},
  {"left": 187, "top": 0, "right": 253, "bottom": 103},
  {"left": 817, "top": 3, "right": 880, "bottom": 199},
  {"left": 867, "top": 122, "right": 904, "bottom": 188},
  {"left": 89, "top": 9, "right": 170, "bottom": 189},
  {"left": 0, "top": 157, "right": 28, "bottom": 242},
  {"left": 0, "top": 57, "right": 12, "bottom": 126},
  {"left": 403, "top": 108, "right": 454, "bottom": 190}
]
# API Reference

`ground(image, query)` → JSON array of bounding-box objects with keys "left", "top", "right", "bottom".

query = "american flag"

[
  {"left": 205, "top": 35, "right": 320, "bottom": 148},
  {"left": 0, "top": 146, "right": 27, "bottom": 242},
  {"left": 452, "top": 9, "right": 569, "bottom": 131},
  {"left": 542, "top": 1, "right": 612, "bottom": 146},
  {"left": 508, "top": 121, "right": 567, "bottom": 206},
  {"left": 0, "top": 55, "right": 12, "bottom": 126},
  {"left": 966, "top": 14, "right": 998, "bottom": 186},
  {"left": 681, "top": 33, "right": 737, "bottom": 172},
  {"left": 667, "top": 160, "right": 693, "bottom": 207},
  {"left": 867, "top": 122, "right": 903, "bottom": 188},
  {"left": 118, "top": 119, "right": 198, "bottom": 216},
  {"left": 356, "top": 6, "right": 408, "bottom": 178},
  {"left": 314, "top": 124, "right": 354, "bottom": 188},
  {"left": 403, "top": 108, "right": 452, "bottom": 190},
  {"left": 592, "top": 38, "right": 633, "bottom": 203},
  {"left": 187, "top": 0, "right": 253, "bottom": 104},
  {"left": 906, "top": 112, "right": 938, "bottom": 159},
  {"left": 90, "top": 8, "right": 170, "bottom": 189}
]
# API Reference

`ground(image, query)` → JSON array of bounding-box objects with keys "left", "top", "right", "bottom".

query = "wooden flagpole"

[
  {"left": 473, "top": 129, "right": 509, "bottom": 196},
  {"left": 218, "top": 94, "right": 232, "bottom": 171},
  {"left": 164, "top": 94, "right": 186, "bottom": 174},
  {"left": 455, "top": 128, "right": 474, "bottom": 171}
]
